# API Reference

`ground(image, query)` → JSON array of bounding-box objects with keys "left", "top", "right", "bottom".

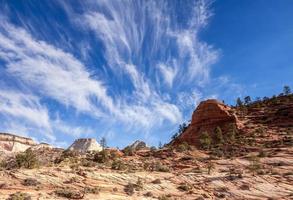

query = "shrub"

[
  {"left": 84, "top": 186, "right": 100, "bottom": 194},
  {"left": 7, "top": 192, "right": 32, "bottom": 200},
  {"left": 61, "top": 149, "right": 79, "bottom": 158},
  {"left": 80, "top": 159, "right": 96, "bottom": 167},
  {"left": 123, "top": 147, "right": 134, "bottom": 156},
  {"left": 0, "top": 158, "right": 17, "bottom": 170},
  {"left": 225, "top": 124, "right": 237, "bottom": 143},
  {"left": 124, "top": 178, "right": 144, "bottom": 196},
  {"left": 214, "top": 127, "right": 224, "bottom": 145},
  {"left": 177, "top": 183, "right": 192, "bottom": 191},
  {"left": 144, "top": 192, "right": 153, "bottom": 197},
  {"left": 239, "top": 184, "right": 250, "bottom": 190},
  {"left": 199, "top": 131, "right": 211, "bottom": 149},
  {"left": 16, "top": 149, "right": 39, "bottom": 169},
  {"left": 94, "top": 150, "right": 110, "bottom": 163},
  {"left": 55, "top": 150, "right": 79, "bottom": 164},
  {"left": 135, "top": 178, "right": 144, "bottom": 191},
  {"left": 248, "top": 155, "right": 262, "bottom": 175},
  {"left": 227, "top": 168, "right": 243, "bottom": 180},
  {"left": 177, "top": 142, "right": 190, "bottom": 152},
  {"left": 155, "top": 162, "right": 170, "bottom": 172},
  {"left": 207, "top": 160, "right": 215, "bottom": 175},
  {"left": 55, "top": 188, "right": 84, "bottom": 199},
  {"left": 111, "top": 160, "right": 127, "bottom": 170},
  {"left": 258, "top": 150, "right": 268, "bottom": 157},
  {"left": 124, "top": 183, "right": 135, "bottom": 196},
  {"left": 22, "top": 178, "right": 40, "bottom": 186},
  {"left": 211, "top": 147, "right": 224, "bottom": 157}
]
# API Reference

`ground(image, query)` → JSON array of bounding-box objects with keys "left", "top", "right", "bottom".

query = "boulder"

[
  {"left": 68, "top": 138, "right": 102, "bottom": 153},
  {"left": 173, "top": 99, "right": 242, "bottom": 147}
]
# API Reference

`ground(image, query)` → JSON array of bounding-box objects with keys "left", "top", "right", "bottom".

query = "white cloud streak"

[
  {"left": 0, "top": 89, "right": 53, "bottom": 140},
  {"left": 0, "top": 18, "right": 183, "bottom": 134},
  {"left": 0, "top": 0, "right": 220, "bottom": 145},
  {"left": 0, "top": 22, "right": 114, "bottom": 116}
]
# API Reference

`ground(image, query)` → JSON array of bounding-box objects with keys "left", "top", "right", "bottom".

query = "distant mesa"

[
  {"left": 68, "top": 138, "right": 102, "bottom": 153},
  {"left": 124, "top": 140, "right": 148, "bottom": 151},
  {"left": 173, "top": 99, "right": 242, "bottom": 147},
  {"left": 29, "top": 142, "right": 53, "bottom": 151},
  {"left": 0, "top": 132, "right": 36, "bottom": 153}
]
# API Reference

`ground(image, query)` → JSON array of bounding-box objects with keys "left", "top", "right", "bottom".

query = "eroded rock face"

[
  {"left": 125, "top": 140, "right": 147, "bottom": 151},
  {"left": 174, "top": 99, "right": 241, "bottom": 146},
  {"left": 29, "top": 143, "right": 53, "bottom": 151},
  {"left": 0, "top": 133, "right": 36, "bottom": 153},
  {"left": 68, "top": 138, "right": 102, "bottom": 153}
]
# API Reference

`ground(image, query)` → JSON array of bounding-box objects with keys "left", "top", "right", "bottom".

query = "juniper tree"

[
  {"left": 244, "top": 96, "right": 251, "bottom": 105},
  {"left": 214, "top": 126, "right": 224, "bottom": 145},
  {"left": 236, "top": 97, "right": 243, "bottom": 107},
  {"left": 283, "top": 85, "right": 291, "bottom": 95},
  {"left": 226, "top": 124, "right": 237, "bottom": 143},
  {"left": 199, "top": 131, "right": 211, "bottom": 150},
  {"left": 158, "top": 141, "right": 163, "bottom": 149},
  {"left": 100, "top": 137, "right": 107, "bottom": 150}
]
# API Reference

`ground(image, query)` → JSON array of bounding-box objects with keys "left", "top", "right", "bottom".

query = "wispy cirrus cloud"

[
  {"left": 0, "top": 89, "right": 54, "bottom": 140},
  {"left": 157, "top": 63, "right": 178, "bottom": 87},
  {"left": 0, "top": 0, "right": 222, "bottom": 146},
  {"left": 0, "top": 17, "right": 182, "bottom": 134},
  {"left": 67, "top": 0, "right": 218, "bottom": 119},
  {"left": 0, "top": 21, "right": 114, "bottom": 116}
]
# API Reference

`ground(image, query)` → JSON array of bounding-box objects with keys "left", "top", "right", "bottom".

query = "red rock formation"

[{"left": 174, "top": 99, "right": 242, "bottom": 147}]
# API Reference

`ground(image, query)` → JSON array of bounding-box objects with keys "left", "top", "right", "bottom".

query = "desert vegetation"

[{"left": 0, "top": 92, "right": 292, "bottom": 199}]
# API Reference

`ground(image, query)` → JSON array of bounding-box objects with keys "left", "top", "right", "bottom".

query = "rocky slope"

[
  {"left": 0, "top": 95, "right": 292, "bottom": 199},
  {"left": 0, "top": 146, "right": 292, "bottom": 199},
  {"left": 173, "top": 95, "right": 293, "bottom": 150}
]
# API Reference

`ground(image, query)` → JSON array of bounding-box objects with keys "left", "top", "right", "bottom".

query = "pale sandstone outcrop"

[
  {"left": 124, "top": 140, "right": 148, "bottom": 151},
  {"left": 0, "top": 133, "right": 36, "bottom": 153},
  {"left": 68, "top": 138, "right": 102, "bottom": 153},
  {"left": 29, "top": 143, "right": 53, "bottom": 151}
]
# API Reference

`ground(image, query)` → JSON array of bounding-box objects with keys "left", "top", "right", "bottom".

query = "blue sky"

[{"left": 0, "top": 0, "right": 292, "bottom": 148}]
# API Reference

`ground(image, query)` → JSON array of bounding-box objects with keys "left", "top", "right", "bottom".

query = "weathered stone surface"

[
  {"left": 124, "top": 140, "right": 148, "bottom": 151},
  {"left": 29, "top": 143, "right": 53, "bottom": 151},
  {"left": 174, "top": 99, "right": 241, "bottom": 146},
  {"left": 0, "top": 133, "right": 36, "bottom": 153},
  {"left": 68, "top": 138, "right": 102, "bottom": 153}
]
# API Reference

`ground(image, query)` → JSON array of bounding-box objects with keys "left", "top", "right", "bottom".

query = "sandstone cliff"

[
  {"left": 173, "top": 99, "right": 242, "bottom": 147},
  {"left": 173, "top": 95, "right": 293, "bottom": 148},
  {"left": 68, "top": 138, "right": 102, "bottom": 153},
  {"left": 0, "top": 133, "right": 36, "bottom": 153}
]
